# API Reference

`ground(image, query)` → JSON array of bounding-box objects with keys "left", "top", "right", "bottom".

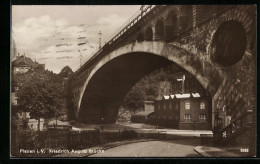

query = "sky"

[{"left": 12, "top": 5, "right": 141, "bottom": 73}]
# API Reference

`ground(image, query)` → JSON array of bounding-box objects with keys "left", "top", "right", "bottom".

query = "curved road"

[{"left": 89, "top": 139, "right": 201, "bottom": 157}]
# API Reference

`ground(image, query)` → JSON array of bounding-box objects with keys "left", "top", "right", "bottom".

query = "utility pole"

[
  {"left": 98, "top": 31, "right": 102, "bottom": 49},
  {"left": 77, "top": 29, "right": 87, "bottom": 66},
  {"left": 77, "top": 41, "right": 83, "bottom": 66},
  {"left": 177, "top": 74, "right": 185, "bottom": 94},
  {"left": 79, "top": 54, "right": 82, "bottom": 66}
]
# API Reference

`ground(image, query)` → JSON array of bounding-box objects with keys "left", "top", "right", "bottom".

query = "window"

[
  {"left": 199, "top": 114, "right": 206, "bottom": 122},
  {"left": 175, "top": 115, "right": 179, "bottom": 120},
  {"left": 184, "top": 114, "right": 191, "bottom": 122},
  {"left": 164, "top": 102, "right": 166, "bottom": 110},
  {"left": 31, "top": 124, "right": 33, "bottom": 128},
  {"left": 200, "top": 102, "right": 205, "bottom": 109},
  {"left": 169, "top": 102, "right": 172, "bottom": 110},
  {"left": 15, "top": 68, "right": 19, "bottom": 72},
  {"left": 185, "top": 101, "right": 190, "bottom": 110}
]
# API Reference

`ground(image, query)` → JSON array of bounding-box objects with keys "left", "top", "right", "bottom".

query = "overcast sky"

[{"left": 12, "top": 5, "right": 141, "bottom": 73}]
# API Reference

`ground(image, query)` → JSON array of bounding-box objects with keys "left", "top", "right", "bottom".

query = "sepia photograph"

[{"left": 10, "top": 4, "right": 257, "bottom": 158}]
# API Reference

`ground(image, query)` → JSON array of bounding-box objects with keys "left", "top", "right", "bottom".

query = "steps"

[{"left": 213, "top": 78, "right": 255, "bottom": 155}]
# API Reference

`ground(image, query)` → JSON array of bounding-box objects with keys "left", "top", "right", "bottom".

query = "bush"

[
  {"left": 121, "top": 130, "right": 137, "bottom": 139},
  {"left": 12, "top": 129, "right": 47, "bottom": 157},
  {"left": 70, "top": 120, "right": 76, "bottom": 125}
]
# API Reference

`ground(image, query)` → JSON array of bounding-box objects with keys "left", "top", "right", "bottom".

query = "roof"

[
  {"left": 144, "top": 100, "right": 154, "bottom": 103},
  {"left": 175, "top": 93, "right": 191, "bottom": 98},
  {"left": 159, "top": 93, "right": 201, "bottom": 100},
  {"left": 133, "top": 111, "right": 154, "bottom": 116},
  {"left": 192, "top": 93, "right": 201, "bottom": 97},
  {"left": 144, "top": 101, "right": 154, "bottom": 103},
  {"left": 48, "top": 120, "right": 70, "bottom": 126},
  {"left": 12, "top": 56, "right": 39, "bottom": 68},
  {"left": 28, "top": 118, "right": 44, "bottom": 123},
  {"left": 163, "top": 95, "right": 170, "bottom": 100}
]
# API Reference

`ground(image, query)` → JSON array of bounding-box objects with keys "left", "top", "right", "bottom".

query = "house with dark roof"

[
  {"left": 11, "top": 55, "right": 46, "bottom": 131},
  {"left": 12, "top": 54, "right": 45, "bottom": 74}
]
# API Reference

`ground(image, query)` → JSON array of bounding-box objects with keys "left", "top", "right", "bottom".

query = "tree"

[
  {"left": 58, "top": 66, "right": 74, "bottom": 120},
  {"left": 16, "top": 69, "right": 65, "bottom": 131},
  {"left": 58, "top": 66, "right": 73, "bottom": 79}
]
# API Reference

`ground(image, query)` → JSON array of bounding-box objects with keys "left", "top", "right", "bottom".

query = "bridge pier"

[{"left": 78, "top": 102, "right": 121, "bottom": 124}]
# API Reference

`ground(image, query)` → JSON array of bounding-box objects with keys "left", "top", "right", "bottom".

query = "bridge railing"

[
  {"left": 214, "top": 110, "right": 253, "bottom": 145},
  {"left": 107, "top": 5, "right": 155, "bottom": 45},
  {"left": 74, "top": 5, "right": 156, "bottom": 74}
]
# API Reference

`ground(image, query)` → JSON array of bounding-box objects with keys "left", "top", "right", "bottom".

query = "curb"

[
  {"left": 194, "top": 146, "right": 211, "bottom": 157},
  {"left": 194, "top": 146, "right": 242, "bottom": 157}
]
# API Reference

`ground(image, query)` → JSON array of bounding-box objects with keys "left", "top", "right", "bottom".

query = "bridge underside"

[{"left": 78, "top": 52, "right": 190, "bottom": 123}]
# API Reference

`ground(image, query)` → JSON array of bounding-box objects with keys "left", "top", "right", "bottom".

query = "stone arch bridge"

[{"left": 70, "top": 5, "right": 256, "bottom": 146}]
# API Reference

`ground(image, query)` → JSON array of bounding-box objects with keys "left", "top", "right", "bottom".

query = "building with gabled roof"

[
  {"left": 11, "top": 55, "right": 46, "bottom": 131},
  {"left": 12, "top": 54, "right": 45, "bottom": 74},
  {"left": 131, "top": 101, "right": 155, "bottom": 123}
]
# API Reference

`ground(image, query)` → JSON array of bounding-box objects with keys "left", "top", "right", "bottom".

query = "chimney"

[
  {"left": 182, "top": 75, "right": 185, "bottom": 94},
  {"left": 157, "top": 87, "right": 162, "bottom": 99}
]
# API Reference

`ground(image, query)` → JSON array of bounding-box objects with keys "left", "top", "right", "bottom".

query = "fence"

[
  {"left": 44, "top": 130, "right": 100, "bottom": 150},
  {"left": 11, "top": 129, "right": 100, "bottom": 156},
  {"left": 11, "top": 128, "right": 171, "bottom": 157}
]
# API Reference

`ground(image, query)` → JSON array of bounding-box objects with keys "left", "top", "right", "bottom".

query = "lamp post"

[{"left": 177, "top": 75, "right": 185, "bottom": 93}]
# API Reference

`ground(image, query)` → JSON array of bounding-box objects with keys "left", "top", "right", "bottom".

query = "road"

[{"left": 89, "top": 139, "right": 201, "bottom": 157}]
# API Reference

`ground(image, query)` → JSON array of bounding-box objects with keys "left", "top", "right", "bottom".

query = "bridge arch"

[
  {"left": 165, "top": 10, "right": 178, "bottom": 41},
  {"left": 179, "top": 6, "right": 193, "bottom": 31},
  {"left": 145, "top": 27, "right": 153, "bottom": 41},
  {"left": 137, "top": 33, "right": 144, "bottom": 42},
  {"left": 76, "top": 41, "right": 224, "bottom": 123},
  {"left": 155, "top": 20, "right": 164, "bottom": 40}
]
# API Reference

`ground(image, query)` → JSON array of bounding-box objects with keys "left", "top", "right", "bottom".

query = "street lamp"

[{"left": 177, "top": 75, "right": 185, "bottom": 93}]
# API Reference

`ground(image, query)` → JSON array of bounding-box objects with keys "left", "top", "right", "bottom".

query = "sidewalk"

[
  {"left": 53, "top": 139, "right": 155, "bottom": 157},
  {"left": 194, "top": 146, "right": 249, "bottom": 157},
  {"left": 72, "top": 122, "right": 213, "bottom": 138}
]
